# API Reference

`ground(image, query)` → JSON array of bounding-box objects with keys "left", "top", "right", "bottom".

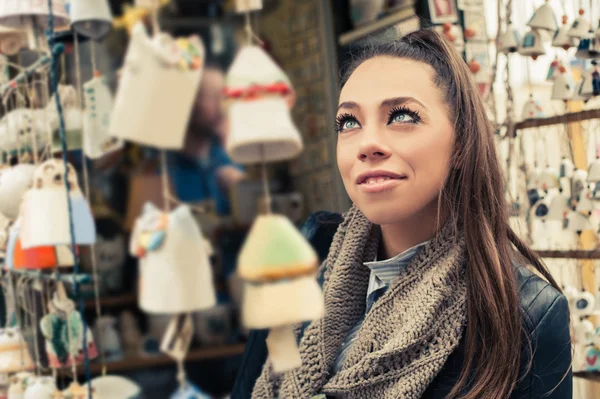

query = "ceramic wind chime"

[
  {"left": 519, "top": 0, "right": 558, "bottom": 61},
  {"left": 553, "top": 14, "right": 579, "bottom": 49},
  {"left": 226, "top": 0, "right": 323, "bottom": 373},
  {"left": 110, "top": 1, "right": 216, "bottom": 395},
  {"left": 70, "top": 0, "right": 123, "bottom": 160}
]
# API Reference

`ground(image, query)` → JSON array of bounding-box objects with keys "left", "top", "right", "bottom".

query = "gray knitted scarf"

[{"left": 252, "top": 206, "right": 467, "bottom": 399}]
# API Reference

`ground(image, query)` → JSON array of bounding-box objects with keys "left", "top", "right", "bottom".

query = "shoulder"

[{"left": 514, "top": 263, "right": 569, "bottom": 335}]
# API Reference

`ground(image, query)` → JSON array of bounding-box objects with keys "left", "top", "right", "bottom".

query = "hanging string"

[
  {"left": 90, "top": 40, "right": 98, "bottom": 76},
  {"left": 525, "top": 58, "right": 533, "bottom": 96},
  {"left": 46, "top": 0, "right": 92, "bottom": 396},
  {"left": 260, "top": 145, "right": 271, "bottom": 213},
  {"left": 74, "top": 32, "right": 108, "bottom": 377},
  {"left": 27, "top": 279, "right": 43, "bottom": 375}
]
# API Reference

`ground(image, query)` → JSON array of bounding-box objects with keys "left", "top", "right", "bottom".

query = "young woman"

[{"left": 232, "top": 29, "right": 572, "bottom": 399}]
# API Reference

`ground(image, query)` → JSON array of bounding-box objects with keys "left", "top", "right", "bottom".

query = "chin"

[{"left": 355, "top": 203, "right": 414, "bottom": 226}]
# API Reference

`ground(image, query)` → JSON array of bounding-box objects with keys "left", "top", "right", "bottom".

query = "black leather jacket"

[{"left": 232, "top": 212, "right": 573, "bottom": 399}]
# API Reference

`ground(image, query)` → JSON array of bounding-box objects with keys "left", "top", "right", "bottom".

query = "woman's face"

[{"left": 336, "top": 56, "right": 454, "bottom": 225}]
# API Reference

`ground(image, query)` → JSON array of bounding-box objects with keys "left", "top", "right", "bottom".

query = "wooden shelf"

[
  {"left": 534, "top": 250, "right": 600, "bottom": 259},
  {"left": 515, "top": 109, "right": 600, "bottom": 131},
  {"left": 338, "top": 4, "right": 417, "bottom": 46},
  {"left": 574, "top": 371, "right": 600, "bottom": 382},
  {"left": 82, "top": 344, "right": 246, "bottom": 375},
  {"left": 84, "top": 293, "right": 137, "bottom": 309}
]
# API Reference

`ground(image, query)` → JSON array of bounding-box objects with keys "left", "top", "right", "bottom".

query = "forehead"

[{"left": 339, "top": 57, "right": 439, "bottom": 106}]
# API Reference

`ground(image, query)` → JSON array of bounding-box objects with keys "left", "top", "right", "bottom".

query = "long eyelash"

[
  {"left": 335, "top": 113, "right": 358, "bottom": 132},
  {"left": 387, "top": 106, "right": 421, "bottom": 124}
]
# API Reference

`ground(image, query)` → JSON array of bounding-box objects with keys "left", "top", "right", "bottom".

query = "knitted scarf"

[{"left": 252, "top": 206, "right": 467, "bottom": 399}]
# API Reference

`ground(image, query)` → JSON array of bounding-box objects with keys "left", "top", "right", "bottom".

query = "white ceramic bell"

[
  {"left": 82, "top": 76, "right": 122, "bottom": 159},
  {"left": 7, "top": 372, "right": 32, "bottom": 399},
  {"left": 237, "top": 214, "right": 318, "bottom": 282},
  {"left": 227, "top": 98, "right": 303, "bottom": 164},
  {"left": 242, "top": 275, "right": 324, "bottom": 329},
  {"left": 577, "top": 68, "right": 596, "bottom": 100},
  {"left": 19, "top": 159, "right": 96, "bottom": 249},
  {"left": 110, "top": 23, "right": 205, "bottom": 149},
  {"left": 70, "top": 0, "right": 113, "bottom": 41},
  {"left": 566, "top": 210, "right": 593, "bottom": 232},
  {"left": 519, "top": 29, "right": 546, "bottom": 60},
  {"left": 527, "top": 1, "right": 557, "bottom": 32},
  {"left": 0, "top": 26, "right": 25, "bottom": 55},
  {"left": 553, "top": 16, "right": 578, "bottom": 49},
  {"left": 90, "top": 375, "right": 142, "bottom": 399},
  {"left": 23, "top": 377, "right": 55, "bottom": 399},
  {"left": 551, "top": 67, "right": 574, "bottom": 100},
  {"left": 498, "top": 25, "right": 520, "bottom": 54},
  {"left": 130, "top": 203, "right": 216, "bottom": 314},
  {"left": 0, "top": 328, "right": 34, "bottom": 373},
  {"left": 569, "top": 11, "right": 591, "bottom": 39},
  {"left": 135, "top": 0, "right": 162, "bottom": 8},
  {"left": 0, "top": 0, "right": 69, "bottom": 49},
  {"left": 547, "top": 193, "right": 568, "bottom": 220},
  {"left": 539, "top": 166, "right": 559, "bottom": 190},
  {"left": 0, "top": 164, "right": 35, "bottom": 220},
  {"left": 521, "top": 95, "right": 545, "bottom": 120},
  {"left": 225, "top": 45, "right": 302, "bottom": 164}
]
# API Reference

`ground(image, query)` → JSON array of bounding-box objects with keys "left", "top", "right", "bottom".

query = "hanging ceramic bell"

[
  {"left": 519, "top": 29, "right": 546, "bottom": 60},
  {"left": 7, "top": 372, "right": 33, "bottom": 399},
  {"left": 0, "top": 26, "right": 26, "bottom": 55},
  {"left": 551, "top": 66, "right": 574, "bottom": 100},
  {"left": 0, "top": 328, "right": 34, "bottom": 373},
  {"left": 553, "top": 15, "right": 578, "bottom": 49},
  {"left": 0, "top": 1, "right": 70, "bottom": 49},
  {"left": 110, "top": 23, "right": 205, "bottom": 149},
  {"left": 237, "top": 214, "right": 318, "bottom": 281},
  {"left": 546, "top": 59, "right": 560, "bottom": 81},
  {"left": 521, "top": 95, "right": 545, "bottom": 120},
  {"left": 527, "top": 0, "right": 558, "bottom": 32},
  {"left": 576, "top": 68, "right": 597, "bottom": 101},
  {"left": 130, "top": 203, "right": 216, "bottom": 314},
  {"left": 82, "top": 75, "right": 123, "bottom": 159},
  {"left": 19, "top": 159, "right": 96, "bottom": 249},
  {"left": 498, "top": 25, "right": 520, "bottom": 54},
  {"left": 547, "top": 193, "right": 568, "bottom": 221},
  {"left": 233, "top": 0, "right": 264, "bottom": 13},
  {"left": 560, "top": 157, "right": 575, "bottom": 178},
  {"left": 0, "top": 164, "right": 35, "bottom": 220},
  {"left": 225, "top": 45, "right": 302, "bottom": 164},
  {"left": 89, "top": 375, "right": 142, "bottom": 399},
  {"left": 70, "top": 0, "right": 113, "bottom": 41},
  {"left": 569, "top": 9, "right": 591, "bottom": 39}
]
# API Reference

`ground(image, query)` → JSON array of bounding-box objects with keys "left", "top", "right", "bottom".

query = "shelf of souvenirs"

[
  {"left": 79, "top": 343, "right": 247, "bottom": 375},
  {"left": 338, "top": 2, "right": 418, "bottom": 46},
  {"left": 534, "top": 250, "right": 600, "bottom": 260},
  {"left": 574, "top": 371, "right": 600, "bottom": 382},
  {"left": 514, "top": 109, "right": 600, "bottom": 132}
]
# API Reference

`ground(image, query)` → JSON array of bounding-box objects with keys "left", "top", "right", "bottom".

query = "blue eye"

[
  {"left": 335, "top": 113, "right": 360, "bottom": 133},
  {"left": 387, "top": 106, "right": 421, "bottom": 125}
]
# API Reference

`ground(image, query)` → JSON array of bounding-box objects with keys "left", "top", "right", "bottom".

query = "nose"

[{"left": 357, "top": 129, "right": 391, "bottom": 162}]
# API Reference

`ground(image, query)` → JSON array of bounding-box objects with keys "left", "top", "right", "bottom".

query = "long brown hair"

[{"left": 340, "top": 30, "right": 562, "bottom": 398}]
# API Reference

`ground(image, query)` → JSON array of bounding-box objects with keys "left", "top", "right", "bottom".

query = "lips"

[{"left": 356, "top": 170, "right": 406, "bottom": 185}]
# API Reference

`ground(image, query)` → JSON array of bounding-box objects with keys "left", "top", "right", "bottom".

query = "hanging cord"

[
  {"left": 525, "top": 58, "right": 534, "bottom": 96},
  {"left": 260, "top": 145, "right": 271, "bottom": 213},
  {"left": 46, "top": 0, "right": 92, "bottom": 395},
  {"left": 27, "top": 279, "right": 44, "bottom": 375},
  {"left": 73, "top": 32, "right": 107, "bottom": 376}
]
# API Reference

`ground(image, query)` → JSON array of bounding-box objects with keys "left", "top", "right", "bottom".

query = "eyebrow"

[{"left": 337, "top": 97, "right": 429, "bottom": 112}]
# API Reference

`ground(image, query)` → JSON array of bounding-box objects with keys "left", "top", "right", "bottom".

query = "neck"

[{"left": 379, "top": 200, "right": 448, "bottom": 259}]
